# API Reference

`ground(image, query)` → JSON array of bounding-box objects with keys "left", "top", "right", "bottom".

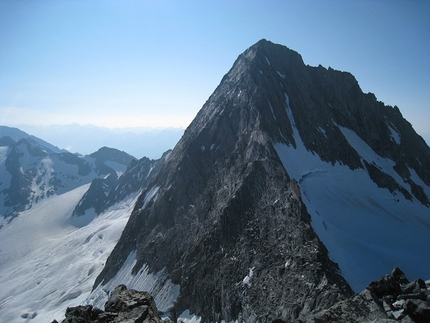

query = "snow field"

[
  {"left": 87, "top": 185, "right": 179, "bottom": 315},
  {"left": 0, "top": 185, "right": 139, "bottom": 323},
  {"left": 275, "top": 93, "right": 430, "bottom": 291},
  {"left": 88, "top": 251, "right": 180, "bottom": 314}
]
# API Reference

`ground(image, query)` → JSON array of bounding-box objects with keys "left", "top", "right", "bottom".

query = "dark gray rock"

[
  {"left": 404, "top": 299, "right": 430, "bottom": 320},
  {"left": 94, "top": 40, "right": 355, "bottom": 322},
  {"left": 60, "top": 285, "right": 163, "bottom": 323},
  {"left": 72, "top": 151, "right": 168, "bottom": 219},
  {"left": 93, "top": 40, "right": 430, "bottom": 322},
  {"left": 401, "top": 279, "right": 427, "bottom": 295},
  {"left": 302, "top": 268, "right": 430, "bottom": 323}
]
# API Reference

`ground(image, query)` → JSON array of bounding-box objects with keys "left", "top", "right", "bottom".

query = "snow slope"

[
  {"left": 86, "top": 185, "right": 179, "bottom": 316},
  {"left": 275, "top": 93, "right": 430, "bottom": 291},
  {"left": 0, "top": 185, "right": 138, "bottom": 323}
]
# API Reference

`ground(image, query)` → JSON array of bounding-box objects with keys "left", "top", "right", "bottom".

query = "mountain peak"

[
  {"left": 46, "top": 40, "right": 430, "bottom": 322},
  {"left": 248, "top": 38, "right": 305, "bottom": 66}
]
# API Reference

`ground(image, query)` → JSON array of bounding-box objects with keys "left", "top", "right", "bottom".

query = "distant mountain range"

[
  {"left": 0, "top": 124, "right": 168, "bottom": 321},
  {"left": 14, "top": 124, "right": 184, "bottom": 159}
]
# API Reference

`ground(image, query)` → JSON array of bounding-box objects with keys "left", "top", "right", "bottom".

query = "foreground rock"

[
  {"left": 53, "top": 285, "right": 164, "bottom": 323},
  {"left": 53, "top": 268, "right": 429, "bottom": 323},
  {"left": 305, "top": 267, "right": 430, "bottom": 323}
]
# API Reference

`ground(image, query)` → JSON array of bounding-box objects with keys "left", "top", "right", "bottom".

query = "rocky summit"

[{"left": 90, "top": 39, "right": 430, "bottom": 322}]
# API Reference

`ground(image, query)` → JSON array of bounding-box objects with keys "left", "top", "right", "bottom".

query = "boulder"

[
  {"left": 59, "top": 285, "right": 164, "bottom": 323},
  {"left": 301, "top": 268, "right": 430, "bottom": 323}
]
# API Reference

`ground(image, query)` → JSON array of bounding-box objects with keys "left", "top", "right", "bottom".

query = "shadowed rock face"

[
  {"left": 94, "top": 40, "right": 353, "bottom": 322},
  {"left": 93, "top": 40, "right": 430, "bottom": 322},
  {"left": 72, "top": 152, "right": 168, "bottom": 218}
]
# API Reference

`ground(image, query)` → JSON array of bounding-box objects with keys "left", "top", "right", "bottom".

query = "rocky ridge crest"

[{"left": 55, "top": 268, "right": 430, "bottom": 323}]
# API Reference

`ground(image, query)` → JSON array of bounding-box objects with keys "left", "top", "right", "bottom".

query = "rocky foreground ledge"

[
  {"left": 51, "top": 284, "right": 164, "bottom": 323},
  {"left": 306, "top": 267, "right": 430, "bottom": 323},
  {"left": 52, "top": 268, "right": 430, "bottom": 323}
]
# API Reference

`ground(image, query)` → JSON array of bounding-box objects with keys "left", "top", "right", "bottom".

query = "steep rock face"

[
  {"left": 72, "top": 152, "right": 169, "bottom": 219},
  {"left": 93, "top": 40, "right": 430, "bottom": 322},
  {"left": 94, "top": 40, "right": 354, "bottom": 322}
]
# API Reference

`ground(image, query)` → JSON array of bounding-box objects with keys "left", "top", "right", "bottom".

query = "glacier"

[
  {"left": 0, "top": 185, "right": 139, "bottom": 323},
  {"left": 275, "top": 92, "right": 430, "bottom": 291}
]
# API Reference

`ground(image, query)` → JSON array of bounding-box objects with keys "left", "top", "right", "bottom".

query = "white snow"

[
  {"left": 0, "top": 146, "right": 9, "bottom": 165},
  {"left": 0, "top": 185, "right": 139, "bottom": 323},
  {"left": 275, "top": 92, "right": 430, "bottom": 292},
  {"left": 276, "top": 71, "right": 285, "bottom": 78},
  {"left": 242, "top": 267, "right": 255, "bottom": 287},
  {"left": 408, "top": 167, "right": 430, "bottom": 207},
  {"left": 87, "top": 251, "right": 180, "bottom": 314},
  {"left": 269, "top": 101, "right": 277, "bottom": 121},
  {"left": 317, "top": 127, "right": 328, "bottom": 139},
  {"left": 138, "top": 186, "right": 159, "bottom": 211},
  {"left": 104, "top": 160, "right": 128, "bottom": 176},
  {"left": 265, "top": 56, "right": 271, "bottom": 66},
  {"left": 178, "top": 309, "right": 202, "bottom": 323},
  {"left": 387, "top": 123, "right": 401, "bottom": 144}
]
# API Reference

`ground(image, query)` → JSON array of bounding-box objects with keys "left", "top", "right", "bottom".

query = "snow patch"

[
  {"left": 269, "top": 101, "right": 277, "bottom": 121},
  {"left": 88, "top": 251, "right": 180, "bottom": 314},
  {"left": 104, "top": 160, "right": 128, "bottom": 176},
  {"left": 265, "top": 56, "right": 271, "bottom": 66},
  {"left": 0, "top": 146, "right": 9, "bottom": 165},
  {"left": 276, "top": 71, "right": 285, "bottom": 78},
  {"left": 178, "top": 309, "right": 202, "bottom": 323},
  {"left": 338, "top": 125, "right": 411, "bottom": 196},
  {"left": 387, "top": 123, "right": 401, "bottom": 144},
  {"left": 317, "top": 127, "right": 328, "bottom": 139},
  {"left": 139, "top": 186, "right": 159, "bottom": 211},
  {"left": 242, "top": 267, "right": 255, "bottom": 287}
]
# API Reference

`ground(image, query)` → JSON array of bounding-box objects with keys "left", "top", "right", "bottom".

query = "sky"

[{"left": 0, "top": 0, "right": 429, "bottom": 143}]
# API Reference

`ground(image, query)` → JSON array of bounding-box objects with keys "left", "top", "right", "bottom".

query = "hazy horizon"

[{"left": 1, "top": 1, "right": 429, "bottom": 142}]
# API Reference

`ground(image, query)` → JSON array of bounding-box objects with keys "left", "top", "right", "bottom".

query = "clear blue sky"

[{"left": 0, "top": 0, "right": 429, "bottom": 142}]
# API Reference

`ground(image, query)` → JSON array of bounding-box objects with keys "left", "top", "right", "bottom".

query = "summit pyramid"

[{"left": 90, "top": 40, "right": 430, "bottom": 322}]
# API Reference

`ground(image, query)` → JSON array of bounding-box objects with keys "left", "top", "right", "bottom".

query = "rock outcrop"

[
  {"left": 306, "top": 267, "right": 430, "bottom": 323},
  {"left": 53, "top": 285, "right": 164, "bottom": 323}
]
